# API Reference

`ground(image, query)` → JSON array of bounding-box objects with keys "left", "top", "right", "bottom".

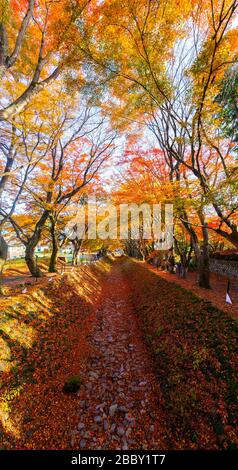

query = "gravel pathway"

[{"left": 71, "top": 262, "right": 170, "bottom": 450}]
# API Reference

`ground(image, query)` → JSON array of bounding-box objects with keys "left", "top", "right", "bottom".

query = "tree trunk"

[
  {"left": 139, "top": 245, "right": 146, "bottom": 261},
  {"left": 0, "top": 125, "right": 17, "bottom": 225},
  {"left": 72, "top": 248, "right": 79, "bottom": 266},
  {"left": 0, "top": 66, "right": 60, "bottom": 122},
  {"left": 0, "top": 64, "right": 7, "bottom": 82},
  {"left": 25, "top": 242, "right": 42, "bottom": 278},
  {"left": 180, "top": 208, "right": 211, "bottom": 289},
  {"left": 181, "top": 252, "right": 187, "bottom": 278},
  {"left": 198, "top": 255, "right": 210, "bottom": 288},
  {"left": 49, "top": 217, "right": 58, "bottom": 273},
  {"left": 198, "top": 220, "right": 210, "bottom": 289},
  {"left": 72, "top": 239, "right": 82, "bottom": 266},
  {"left": 24, "top": 210, "right": 49, "bottom": 277}
]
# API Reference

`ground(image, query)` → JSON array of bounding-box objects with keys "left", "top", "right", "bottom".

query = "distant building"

[
  {"left": 7, "top": 243, "right": 25, "bottom": 260},
  {"left": 1, "top": 232, "right": 26, "bottom": 260}
]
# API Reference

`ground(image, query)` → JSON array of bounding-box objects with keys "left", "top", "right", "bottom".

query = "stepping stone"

[
  {"left": 122, "top": 438, "right": 129, "bottom": 450},
  {"left": 94, "top": 415, "right": 102, "bottom": 423},
  {"left": 77, "top": 423, "right": 85, "bottom": 431},
  {"left": 139, "top": 381, "right": 147, "bottom": 386},
  {"left": 117, "top": 425, "right": 125, "bottom": 436},
  {"left": 109, "top": 404, "right": 118, "bottom": 417},
  {"left": 96, "top": 403, "right": 106, "bottom": 411},
  {"left": 80, "top": 439, "right": 86, "bottom": 448},
  {"left": 89, "top": 371, "right": 99, "bottom": 379},
  {"left": 125, "top": 413, "right": 135, "bottom": 424},
  {"left": 125, "top": 428, "right": 132, "bottom": 437},
  {"left": 103, "top": 419, "right": 109, "bottom": 431},
  {"left": 118, "top": 405, "right": 127, "bottom": 413},
  {"left": 79, "top": 400, "right": 87, "bottom": 409}
]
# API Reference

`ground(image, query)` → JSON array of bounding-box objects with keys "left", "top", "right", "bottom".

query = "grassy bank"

[
  {"left": 123, "top": 258, "right": 238, "bottom": 450},
  {"left": 0, "top": 259, "right": 112, "bottom": 449}
]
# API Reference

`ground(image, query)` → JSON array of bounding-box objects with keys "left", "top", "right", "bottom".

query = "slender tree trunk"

[
  {"left": 25, "top": 242, "right": 42, "bottom": 278},
  {"left": 174, "top": 237, "right": 191, "bottom": 278},
  {"left": 181, "top": 252, "right": 187, "bottom": 278},
  {"left": 24, "top": 210, "right": 49, "bottom": 277},
  {"left": 49, "top": 217, "right": 59, "bottom": 273},
  {"left": 139, "top": 243, "right": 146, "bottom": 261},
  {"left": 0, "top": 66, "right": 61, "bottom": 122},
  {"left": 168, "top": 249, "right": 175, "bottom": 273},
  {"left": 0, "top": 152, "right": 15, "bottom": 200},
  {"left": 72, "top": 247, "right": 79, "bottom": 266},
  {"left": 49, "top": 240, "right": 58, "bottom": 273},
  {"left": 180, "top": 209, "right": 210, "bottom": 289},
  {"left": 72, "top": 251, "right": 76, "bottom": 266},
  {"left": 0, "top": 125, "right": 17, "bottom": 222},
  {"left": 0, "top": 64, "right": 7, "bottom": 82},
  {"left": 72, "top": 239, "right": 82, "bottom": 266},
  {"left": 198, "top": 219, "right": 210, "bottom": 289}
]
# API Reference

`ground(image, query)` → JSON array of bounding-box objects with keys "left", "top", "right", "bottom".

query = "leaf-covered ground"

[
  {"left": 0, "top": 257, "right": 237, "bottom": 449},
  {"left": 0, "top": 260, "right": 111, "bottom": 449},
  {"left": 125, "top": 259, "right": 238, "bottom": 449},
  {"left": 147, "top": 266, "right": 238, "bottom": 319}
]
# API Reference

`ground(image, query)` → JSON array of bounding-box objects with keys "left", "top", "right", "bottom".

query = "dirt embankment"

[
  {"left": 0, "top": 258, "right": 112, "bottom": 449},
  {"left": 124, "top": 259, "right": 238, "bottom": 450}
]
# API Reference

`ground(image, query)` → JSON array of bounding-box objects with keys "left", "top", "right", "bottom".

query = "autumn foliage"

[{"left": 0, "top": 0, "right": 238, "bottom": 454}]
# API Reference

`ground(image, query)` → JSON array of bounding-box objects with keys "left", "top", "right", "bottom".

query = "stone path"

[{"left": 71, "top": 262, "right": 170, "bottom": 450}]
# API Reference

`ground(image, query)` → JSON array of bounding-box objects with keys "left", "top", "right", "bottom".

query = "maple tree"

[
  {"left": 113, "top": 142, "right": 212, "bottom": 287},
  {"left": 1, "top": 0, "right": 238, "bottom": 455},
  {"left": 0, "top": 0, "right": 94, "bottom": 121},
  {"left": 85, "top": 0, "right": 238, "bottom": 251},
  {"left": 1, "top": 87, "right": 116, "bottom": 276},
  {"left": 1, "top": 0, "right": 237, "bottom": 260}
]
